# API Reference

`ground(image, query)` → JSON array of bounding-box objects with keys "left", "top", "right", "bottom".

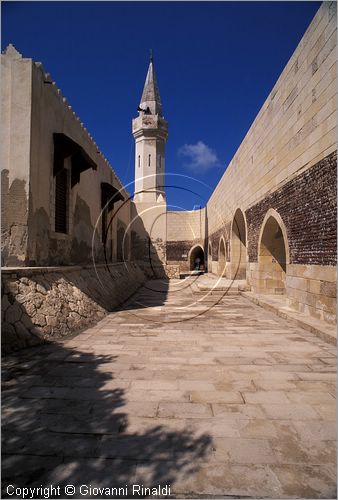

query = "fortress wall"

[
  {"left": 166, "top": 208, "right": 206, "bottom": 272},
  {"left": 1, "top": 263, "right": 147, "bottom": 353},
  {"left": 1, "top": 50, "right": 33, "bottom": 265},
  {"left": 206, "top": 2, "right": 337, "bottom": 322},
  {"left": 207, "top": 2, "right": 336, "bottom": 231},
  {"left": 28, "top": 58, "right": 131, "bottom": 266},
  {"left": 1, "top": 48, "right": 131, "bottom": 267},
  {"left": 207, "top": 223, "right": 231, "bottom": 276}
]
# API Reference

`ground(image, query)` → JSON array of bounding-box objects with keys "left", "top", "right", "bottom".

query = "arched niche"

[
  {"left": 231, "top": 208, "right": 247, "bottom": 279},
  {"left": 257, "top": 212, "right": 289, "bottom": 294},
  {"left": 218, "top": 237, "right": 226, "bottom": 277},
  {"left": 208, "top": 242, "right": 212, "bottom": 273},
  {"left": 189, "top": 245, "right": 205, "bottom": 271},
  {"left": 117, "top": 223, "right": 128, "bottom": 262}
]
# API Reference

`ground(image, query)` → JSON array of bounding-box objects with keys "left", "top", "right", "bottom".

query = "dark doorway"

[{"left": 190, "top": 245, "right": 205, "bottom": 271}]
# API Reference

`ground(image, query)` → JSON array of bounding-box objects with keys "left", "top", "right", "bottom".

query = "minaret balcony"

[{"left": 132, "top": 115, "right": 168, "bottom": 139}]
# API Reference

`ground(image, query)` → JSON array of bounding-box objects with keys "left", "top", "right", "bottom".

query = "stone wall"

[
  {"left": 246, "top": 152, "right": 337, "bottom": 266},
  {"left": 286, "top": 264, "right": 336, "bottom": 324},
  {"left": 1, "top": 263, "right": 147, "bottom": 353},
  {"left": 167, "top": 208, "right": 206, "bottom": 242},
  {"left": 245, "top": 152, "right": 337, "bottom": 322},
  {"left": 1, "top": 45, "right": 131, "bottom": 267},
  {"left": 207, "top": 2, "right": 336, "bottom": 233},
  {"left": 166, "top": 208, "right": 206, "bottom": 272},
  {"left": 1, "top": 46, "right": 32, "bottom": 266},
  {"left": 203, "top": 3, "right": 337, "bottom": 322}
]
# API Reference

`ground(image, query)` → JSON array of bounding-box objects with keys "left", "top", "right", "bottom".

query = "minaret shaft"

[{"left": 133, "top": 58, "right": 168, "bottom": 203}]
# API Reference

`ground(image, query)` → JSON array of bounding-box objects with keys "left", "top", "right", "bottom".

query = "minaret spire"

[
  {"left": 132, "top": 53, "right": 169, "bottom": 264},
  {"left": 139, "top": 52, "right": 163, "bottom": 117}
]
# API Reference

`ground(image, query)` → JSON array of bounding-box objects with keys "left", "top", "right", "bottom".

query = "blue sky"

[{"left": 2, "top": 1, "right": 321, "bottom": 210}]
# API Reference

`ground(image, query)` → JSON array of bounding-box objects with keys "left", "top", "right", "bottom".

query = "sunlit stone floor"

[{"left": 2, "top": 278, "right": 336, "bottom": 498}]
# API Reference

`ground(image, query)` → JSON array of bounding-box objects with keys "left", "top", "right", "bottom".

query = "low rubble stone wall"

[{"left": 1, "top": 263, "right": 147, "bottom": 353}]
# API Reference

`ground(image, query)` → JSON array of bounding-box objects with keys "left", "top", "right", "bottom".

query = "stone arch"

[
  {"left": 189, "top": 244, "right": 205, "bottom": 271},
  {"left": 257, "top": 210, "right": 289, "bottom": 294},
  {"left": 258, "top": 209, "right": 290, "bottom": 265},
  {"left": 208, "top": 242, "right": 212, "bottom": 273},
  {"left": 117, "top": 221, "right": 128, "bottom": 262},
  {"left": 218, "top": 237, "right": 226, "bottom": 277},
  {"left": 226, "top": 241, "right": 230, "bottom": 262},
  {"left": 230, "top": 208, "right": 247, "bottom": 279}
]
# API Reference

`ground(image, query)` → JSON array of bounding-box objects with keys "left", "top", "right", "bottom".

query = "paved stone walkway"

[{"left": 2, "top": 278, "right": 336, "bottom": 498}]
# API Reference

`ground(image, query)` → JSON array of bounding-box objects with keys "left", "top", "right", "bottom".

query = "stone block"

[
  {"left": 286, "top": 276, "right": 308, "bottom": 291},
  {"left": 190, "top": 391, "right": 243, "bottom": 404},
  {"left": 271, "top": 464, "right": 336, "bottom": 499},
  {"left": 212, "top": 437, "right": 277, "bottom": 464},
  {"left": 243, "top": 391, "right": 290, "bottom": 405},
  {"left": 158, "top": 402, "right": 213, "bottom": 418},
  {"left": 316, "top": 295, "right": 336, "bottom": 313},
  {"left": 303, "top": 265, "right": 336, "bottom": 283},
  {"left": 307, "top": 279, "right": 321, "bottom": 295},
  {"left": 320, "top": 280, "right": 337, "bottom": 298},
  {"left": 261, "top": 403, "right": 321, "bottom": 420}
]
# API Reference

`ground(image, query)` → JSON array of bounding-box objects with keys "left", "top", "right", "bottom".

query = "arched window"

[
  {"left": 148, "top": 154, "right": 151, "bottom": 167},
  {"left": 138, "top": 155, "right": 141, "bottom": 168}
]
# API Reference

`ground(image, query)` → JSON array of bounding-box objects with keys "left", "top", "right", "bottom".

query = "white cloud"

[{"left": 178, "top": 141, "right": 220, "bottom": 173}]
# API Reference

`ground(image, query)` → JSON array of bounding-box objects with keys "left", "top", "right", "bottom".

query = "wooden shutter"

[{"left": 55, "top": 168, "right": 68, "bottom": 233}]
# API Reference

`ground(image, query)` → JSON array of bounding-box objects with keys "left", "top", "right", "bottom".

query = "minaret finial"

[{"left": 139, "top": 49, "right": 162, "bottom": 116}]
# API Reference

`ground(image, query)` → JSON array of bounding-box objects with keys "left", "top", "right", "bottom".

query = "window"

[
  {"left": 138, "top": 155, "right": 140, "bottom": 168},
  {"left": 148, "top": 154, "right": 151, "bottom": 167},
  {"left": 55, "top": 168, "right": 68, "bottom": 233},
  {"left": 53, "top": 133, "right": 97, "bottom": 235}
]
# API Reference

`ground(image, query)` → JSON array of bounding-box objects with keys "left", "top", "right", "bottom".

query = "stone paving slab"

[
  {"left": 1, "top": 278, "right": 336, "bottom": 498},
  {"left": 242, "top": 291, "right": 336, "bottom": 345}
]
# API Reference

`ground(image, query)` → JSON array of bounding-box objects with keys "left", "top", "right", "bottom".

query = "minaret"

[{"left": 132, "top": 54, "right": 168, "bottom": 203}]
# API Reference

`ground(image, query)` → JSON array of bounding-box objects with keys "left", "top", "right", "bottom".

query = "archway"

[
  {"left": 189, "top": 245, "right": 205, "bottom": 271},
  {"left": 231, "top": 209, "right": 247, "bottom": 279},
  {"left": 208, "top": 242, "right": 212, "bottom": 273},
  {"left": 258, "top": 215, "right": 287, "bottom": 294},
  {"left": 117, "top": 224, "right": 127, "bottom": 262},
  {"left": 218, "top": 238, "right": 226, "bottom": 276}
]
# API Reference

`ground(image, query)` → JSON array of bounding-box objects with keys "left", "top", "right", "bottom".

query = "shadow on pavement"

[{"left": 2, "top": 340, "right": 212, "bottom": 499}]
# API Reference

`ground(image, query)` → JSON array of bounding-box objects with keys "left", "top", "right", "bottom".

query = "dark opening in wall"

[
  {"left": 190, "top": 245, "right": 205, "bottom": 271},
  {"left": 55, "top": 168, "right": 68, "bottom": 234},
  {"left": 101, "top": 207, "right": 107, "bottom": 244}
]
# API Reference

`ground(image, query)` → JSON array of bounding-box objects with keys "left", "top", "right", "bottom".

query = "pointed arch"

[
  {"left": 208, "top": 241, "right": 212, "bottom": 273},
  {"left": 218, "top": 236, "right": 226, "bottom": 277},
  {"left": 258, "top": 209, "right": 290, "bottom": 265},
  {"left": 257, "top": 209, "right": 289, "bottom": 294},
  {"left": 188, "top": 244, "right": 205, "bottom": 271},
  {"left": 230, "top": 208, "right": 247, "bottom": 279},
  {"left": 117, "top": 221, "right": 128, "bottom": 262}
]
